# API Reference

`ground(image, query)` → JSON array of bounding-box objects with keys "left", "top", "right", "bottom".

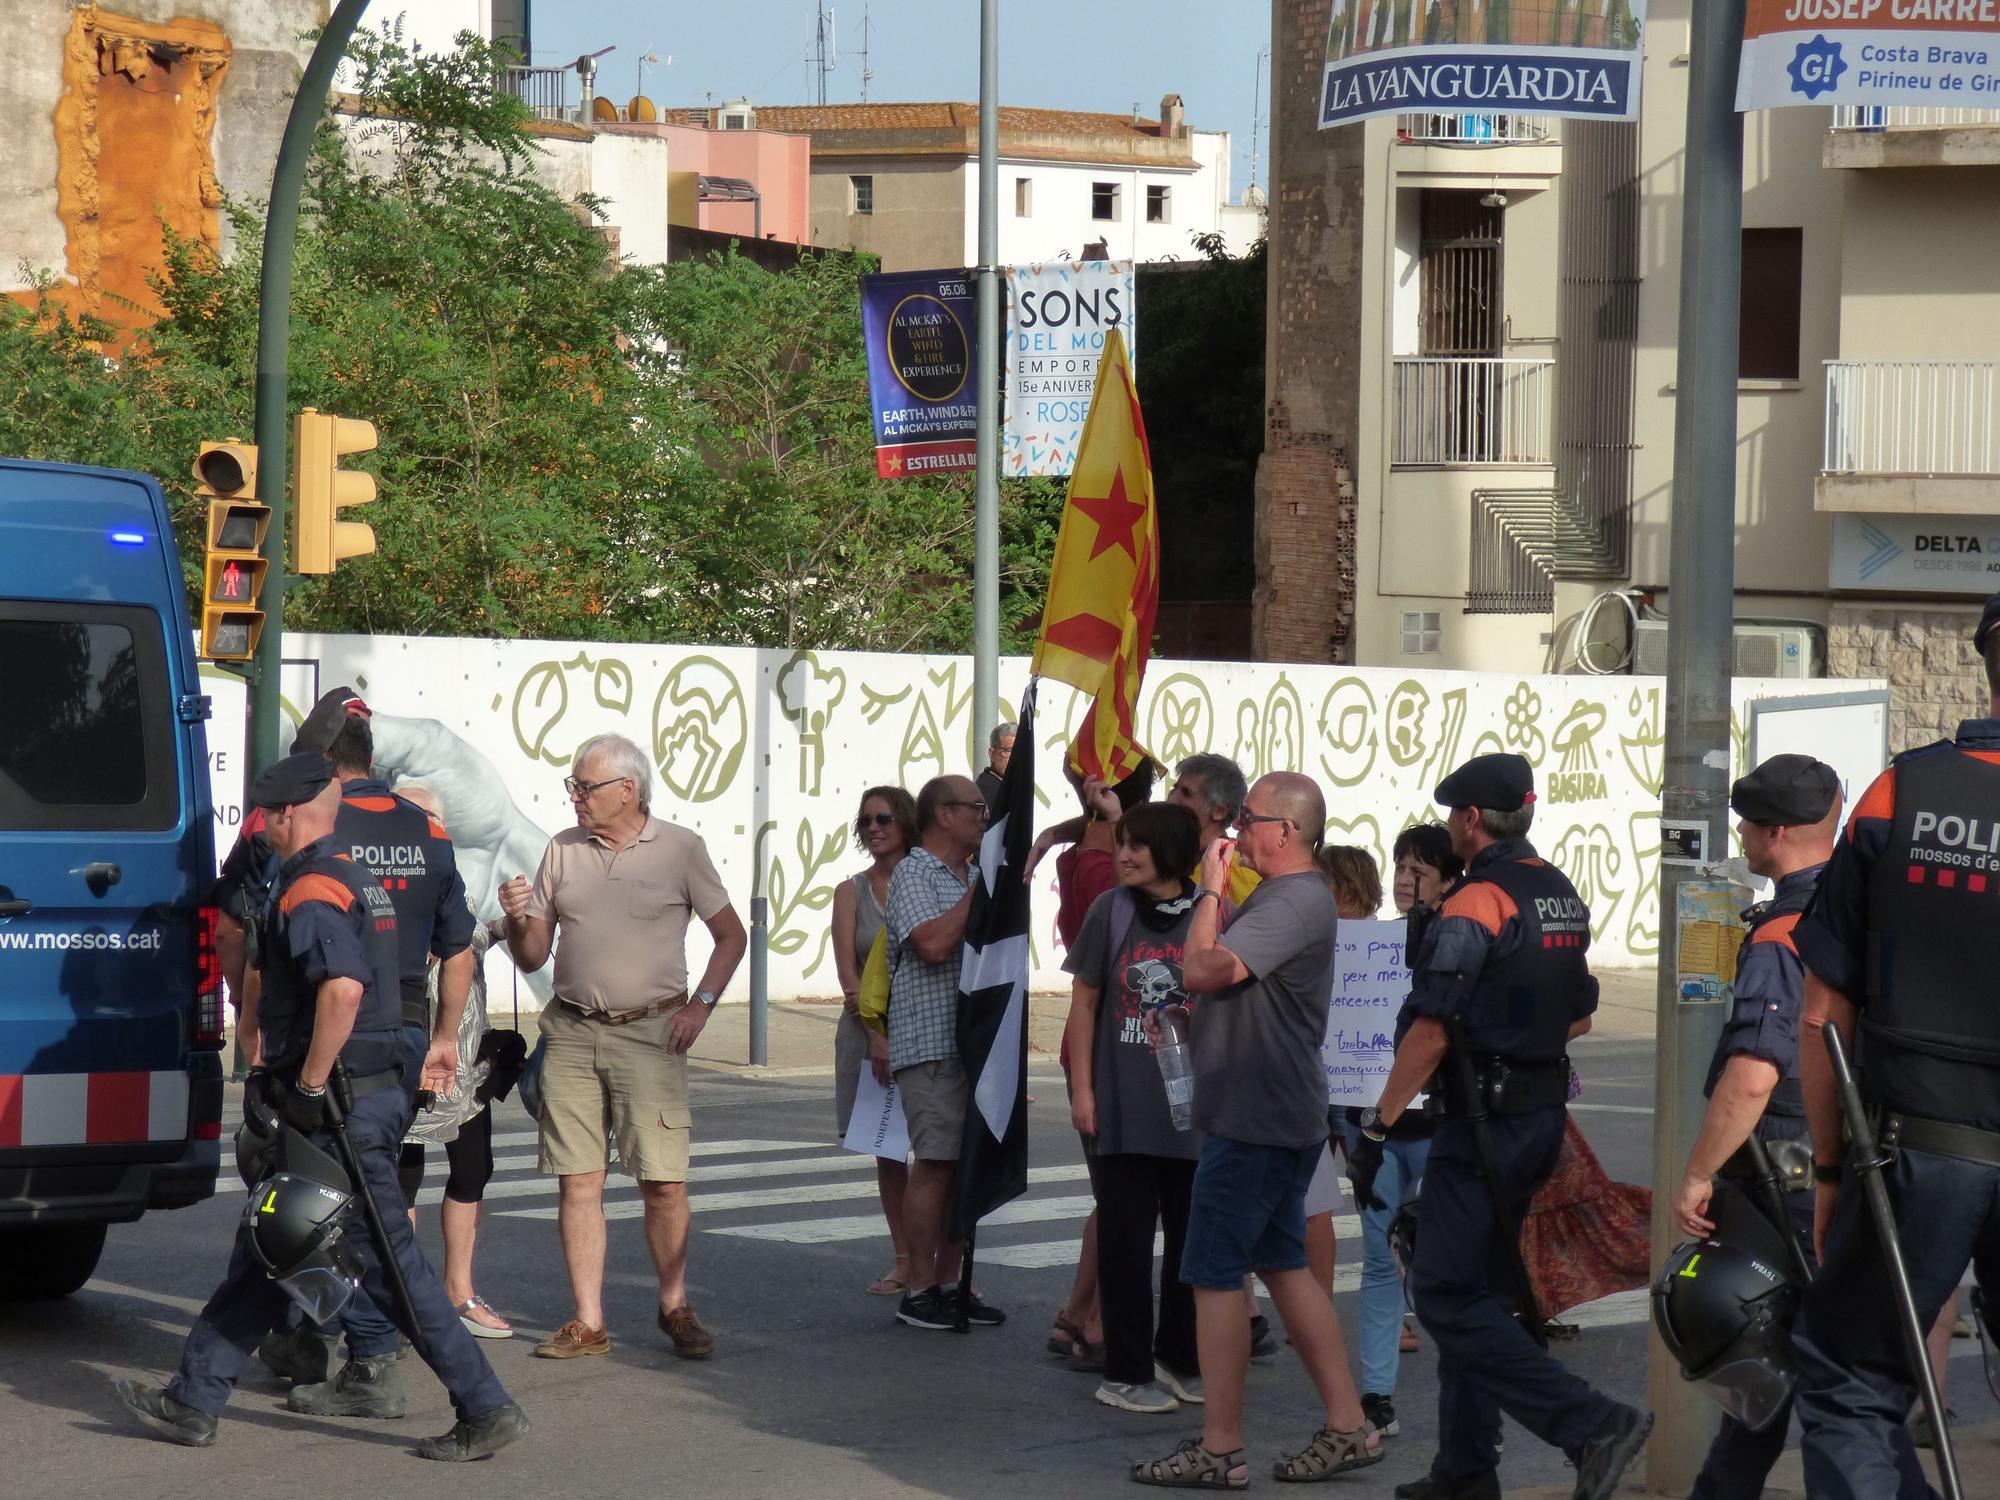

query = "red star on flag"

[{"left": 1070, "top": 467, "right": 1145, "bottom": 562}]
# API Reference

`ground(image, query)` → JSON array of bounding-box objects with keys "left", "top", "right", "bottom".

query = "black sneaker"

[
  {"left": 939, "top": 1283, "right": 1006, "bottom": 1327},
  {"left": 1362, "top": 1392, "right": 1399, "bottom": 1437},
  {"left": 1248, "top": 1314, "right": 1277, "bottom": 1358},
  {"left": 1571, "top": 1404, "right": 1652, "bottom": 1500},
  {"left": 113, "top": 1380, "right": 217, "bottom": 1449},
  {"left": 415, "top": 1400, "right": 530, "bottom": 1462},
  {"left": 896, "top": 1286, "right": 955, "bottom": 1330},
  {"left": 1393, "top": 1472, "right": 1500, "bottom": 1500}
]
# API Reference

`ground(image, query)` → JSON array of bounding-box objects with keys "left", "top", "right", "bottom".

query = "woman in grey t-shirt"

[{"left": 1062, "top": 802, "right": 1209, "bottom": 1416}]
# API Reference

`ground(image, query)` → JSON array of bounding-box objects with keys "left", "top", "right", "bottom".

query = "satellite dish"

[
  {"left": 628, "top": 95, "right": 658, "bottom": 121},
  {"left": 591, "top": 95, "right": 619, "bottom": 122}
]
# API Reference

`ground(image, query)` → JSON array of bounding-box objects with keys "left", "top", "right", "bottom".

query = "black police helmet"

[
  {"left": 1653, "top": 1236, "right": 1803, "bottom": 1432},
  {"left": 241, "top": 1171, "right": 365, "bottom": 1324}
]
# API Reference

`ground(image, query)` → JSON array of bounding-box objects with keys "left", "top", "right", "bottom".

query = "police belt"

[
  {"left": 1721, "top": 1135, "right": 1813, "bottom": 1194},
  {"left": 1875, "top": 1107, "right": 2000, "bottom": 1169},
  {"left": 1436, "top": 1053, "right": 1570, "bottom": 1117}
]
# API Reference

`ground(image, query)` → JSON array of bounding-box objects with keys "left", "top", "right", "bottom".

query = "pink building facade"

[{"left": 601, "top": 121, "right": 811, "bottom": 246}]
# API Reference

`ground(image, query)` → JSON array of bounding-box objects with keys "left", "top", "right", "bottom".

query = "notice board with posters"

[
  {"left": 1738, "top": 0, "right": 2000, "bottom": 111},
  {"left": 1002, "top": 260, "right": 1136, "bottom": 477},
  {"left": 1319, "top": 0, "right": 1648, "bottom": 126},
  {"left": 1747, "top": 688, "right": 1892, "bottom": 836},
  {"left": 860, "top": 269, "right": 977, "bottom": 479}
]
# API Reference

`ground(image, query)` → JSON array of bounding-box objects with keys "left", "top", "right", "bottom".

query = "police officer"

[
  {"left": 264, "top": 691, "right": 480, "bottom": 1413},
  {"left": 114, "top": 753, "right": 528, "bottom": 1462},
  {"left": 1790, "top": 596, "right": 2000, "bottom": 1499},
  {"left": 1349, "top": 753, "right": 1649, "bottom": 1500},
  {"left": 1669, "top": 754, "right": 1839, "bottom": 1500}
]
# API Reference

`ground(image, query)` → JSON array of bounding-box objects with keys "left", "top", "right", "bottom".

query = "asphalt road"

[{"left": 2, "top": 1034, "right": 1990, "bottom": 1498}]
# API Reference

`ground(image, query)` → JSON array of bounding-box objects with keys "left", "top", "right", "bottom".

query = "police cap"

[
  {"left": 1976, "top": 592, "right": 2000, "bottom": 656},
  {"left": 291, "top": 686, "right": 370, "bottom": 756},
  {"left": 248, "top": 752, "right": 336, "bottom": 811},
  {"left": 1434, "top": 752, "right": 1535, "bottom": 812},
  {"left": 1730, "top": 753, "right": 1839, "bottom": 827}
]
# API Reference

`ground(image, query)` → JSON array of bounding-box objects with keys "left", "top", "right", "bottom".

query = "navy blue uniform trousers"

[
  {"left": 1411, "top": 1107, "right": 1620, "bottom": 1483},
  {"left": 167, "top": 1081, "right": 510, "bottom": 1421},
  {"left": 1794, "top": 1146, "right": 2000, "bottom": 1500},
  {"left": 337, "top": 1024, "right": 429, "bottom": 1357},
  {"left": 1689, "top": 1175, "right": 1816, "bottom": 1500}
]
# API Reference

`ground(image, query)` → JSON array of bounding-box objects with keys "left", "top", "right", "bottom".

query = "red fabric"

[
  {"left": 1518, "top": 1117, "right": 1653, "bottom": 1317},
  {"left": 1054, "top": 845, "right": 1118, "bottom": 1071}
]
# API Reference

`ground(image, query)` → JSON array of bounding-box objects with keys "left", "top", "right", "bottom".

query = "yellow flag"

[{"left": 1030, "top": 328, "right": 1158, "bottom": 783}]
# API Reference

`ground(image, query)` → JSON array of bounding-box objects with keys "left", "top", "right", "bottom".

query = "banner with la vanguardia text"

[
  {"left": 1320, "top": 0, "right": 1647, "bottom": 126},
  {"left": 1739, "top": 0, "right": 2000, "bottom": 111}
]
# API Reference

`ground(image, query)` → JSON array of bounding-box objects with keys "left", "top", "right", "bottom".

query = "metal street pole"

[
  {"left": 1647, "top": 0, "right": 1747, "bottom": 1486},
  {"left": 246, "top": 0, "right": 373, "bottom": 796},
  {"left": 972, "top": 0, "right": 1001, "bottom": 746}
]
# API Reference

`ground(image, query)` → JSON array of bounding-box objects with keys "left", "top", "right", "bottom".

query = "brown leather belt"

[{"left": 558, "top": 995, "right": 687, "bottom": 1026}]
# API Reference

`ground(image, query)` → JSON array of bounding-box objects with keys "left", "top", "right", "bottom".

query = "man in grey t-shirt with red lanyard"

[{"left": 1131, "top": 772, "right": 1381, "bottom": 1490}]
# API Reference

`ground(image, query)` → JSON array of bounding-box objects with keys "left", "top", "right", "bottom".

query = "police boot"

[
  {"left": 1394, "top": 1473, "right": 1502, "bottom": 1500},
  {"left": 285, "top": 1354, "right": 407, "bottom": 1419},
  {"left": 256, "top": 1322, "right": 341, "bottom": 1386}
]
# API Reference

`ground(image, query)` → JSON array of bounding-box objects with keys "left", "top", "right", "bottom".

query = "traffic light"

[
  {"left": 195, "top": 440, "right": 268, "bottom": 661},
  {"left": 293, "top": 407, "right": 378, "bottom": 574}
]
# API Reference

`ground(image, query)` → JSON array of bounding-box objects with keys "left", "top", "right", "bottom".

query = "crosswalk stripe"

[
  {"left": 481, "top": 1133, "right": 821, "bottom": 1157},
  {"left": 477, "top": 1150, "right": 876, "bottom": 1182},
  {"left": 495, "top": 1161, "right": 1096, "bottom": 1221},
  {"left": 977, "top": 1218, "right": 1365, "bottom": 1270},
  {"left": 712, "top": 1194, "right": 1101, "bottom": 1244}
]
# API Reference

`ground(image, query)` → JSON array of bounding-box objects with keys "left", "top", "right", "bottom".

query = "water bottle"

[{"left": 1154, "top": 1003, "right": 1194, "bottom": 1132}]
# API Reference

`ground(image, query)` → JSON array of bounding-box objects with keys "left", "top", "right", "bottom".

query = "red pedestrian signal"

[{"left": 195, "top": 439, "right": 268, "bottom": 661}]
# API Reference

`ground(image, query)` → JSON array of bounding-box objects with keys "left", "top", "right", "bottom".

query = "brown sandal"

[
  {"left": 1132, "top": 1438, "right": 1248, "bottom": 1490},
  {"left": 1272, "top": 1426, "right": 1384, "bottom": 1482},
  {"left": 1048, "top": 1312, "right": 1084, "bottom": 1357}
]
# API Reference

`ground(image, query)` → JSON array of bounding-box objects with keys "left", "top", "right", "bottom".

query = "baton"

[
  {"left": 1822, "top": 1024, "right": 1961, "bottom": 1500},
  {"left": 1740, "top": 1133, "right": 1816, "bottom": 1287},
  {"left": 324, "top": 1061, "right": 434, "bottom": 1366},
  {"left": 1446, "top": 1017, "right": 1548, "bottom": 1349},
  {"left": 954, "top": 1232, "right": 976, "bottom": 1336}
]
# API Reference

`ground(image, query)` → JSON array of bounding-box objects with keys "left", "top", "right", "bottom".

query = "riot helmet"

[
  {"left": 241, "top": 1172, "right": 365, "bottom": 1324},
  {"left": 1653, "top": 1236, "right": 1803, "bottom": 1432},
  {"left": 235, "top": 1082, "right": 281, "bottom": 1189}
]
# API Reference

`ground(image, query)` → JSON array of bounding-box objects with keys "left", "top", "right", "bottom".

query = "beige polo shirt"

[{"left": 524, "top": 815, "right": 732, "bottom": 1014}]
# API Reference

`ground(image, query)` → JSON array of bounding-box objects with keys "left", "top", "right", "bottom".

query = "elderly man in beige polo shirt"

[{"left": 498, "top": 733, "right": 747, "bottom": 1361}]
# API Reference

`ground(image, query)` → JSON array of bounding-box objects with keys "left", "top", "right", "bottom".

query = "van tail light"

[{"left": 194, "top": 904, "right": 225, "bottom": 1047}]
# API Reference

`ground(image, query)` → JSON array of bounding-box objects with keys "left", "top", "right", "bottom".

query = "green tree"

[{"left": 0, "top": 25, "right": 1060, "bottom": 653}]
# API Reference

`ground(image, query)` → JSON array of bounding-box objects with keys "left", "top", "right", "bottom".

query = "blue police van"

[{"left": 0, "top": 458, "right": 224, "bottom": 1297}]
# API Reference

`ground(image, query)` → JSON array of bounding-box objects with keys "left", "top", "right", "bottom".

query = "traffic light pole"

[
  {"left": 1647, "top": 0, "right": 1747, "bottom": 1487},
  {"left": 245, "top": 0, "right": 372, "bottom": 790}
]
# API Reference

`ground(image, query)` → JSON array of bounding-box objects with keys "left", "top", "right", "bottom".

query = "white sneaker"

[
  {"left": 1158, "top": 1366, "right": 1206, "bottom": 1405},
  {"left": 1095, "top": 1380, "right": 1180, "bottom": 1414}
]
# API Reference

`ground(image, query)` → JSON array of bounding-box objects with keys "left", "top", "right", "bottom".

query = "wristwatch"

[
  {"left": 695, "top": 990, "right": 720, "bottom": 1008},
  {"left": 1357, "top": 1106, "right": 1386, "bottom": 1140}
]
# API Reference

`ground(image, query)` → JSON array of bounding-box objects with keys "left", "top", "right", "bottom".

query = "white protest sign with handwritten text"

[{"left": 1322, "top": 917, "right": 1413, "bottom": 1106}]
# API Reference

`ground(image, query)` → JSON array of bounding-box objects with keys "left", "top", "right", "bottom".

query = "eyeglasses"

[
  {"left": 563, "top": 775, "right": 629, "bottom": 798},
  {"left": 858, "top": 812, "right": 899, "bottom": 828},
  {"left": 1229, "top": 811, "right": 1295, "bottom": 835},
  {"left": 943, "top": 799, "right": 990, "bottom": 817}
]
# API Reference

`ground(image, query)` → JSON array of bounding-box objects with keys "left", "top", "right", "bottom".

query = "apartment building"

[
  {"left": 1264, "top": 0, "right": 2000, "bottom": 743},
  {"left": 671, "top": 98, "right": 1262, "bottom": 271}
]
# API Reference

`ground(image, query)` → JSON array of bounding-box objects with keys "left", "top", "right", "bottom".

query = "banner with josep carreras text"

[{"left": 1738, "top": 0, "right": 2000, "bottom": 111}]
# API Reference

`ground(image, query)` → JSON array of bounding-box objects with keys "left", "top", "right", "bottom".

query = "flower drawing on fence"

[
  {"left": 776, "top": 651, "right": 848, "bottom": 796},
  {"left": 650, "top": 656, "right": 746, "bottom": 804},
  {"left": 1502, "top": 682, "right": 1547, "bottom": 765},
  {"left": 1144, "top": 673, "right": 1214, "bottom": 769}
]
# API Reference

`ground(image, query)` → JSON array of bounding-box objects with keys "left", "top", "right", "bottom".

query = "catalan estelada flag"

[{"left": 1030, "top": 327, "right": 1158, "bottom": 783}]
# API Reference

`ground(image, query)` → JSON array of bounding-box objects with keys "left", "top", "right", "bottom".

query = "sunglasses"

[
  {"left": 1229, "top": 811, "right": 1295, "bottom": 834},
  {"left": 858, "top": 812, "right": 899, "bottom": 828}
]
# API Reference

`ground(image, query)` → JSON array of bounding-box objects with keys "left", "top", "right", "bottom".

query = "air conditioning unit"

[{"left": 1629, "top": 620, "right": 1819, "bottom": 678}]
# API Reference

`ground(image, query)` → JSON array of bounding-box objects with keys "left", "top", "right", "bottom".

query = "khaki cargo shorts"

[
  {"left": 895, "top": 1057, "right": 969, "bottom": 1162},
  {"left": 536, "top": 1001, "right": 692, "bottom": 1182}
]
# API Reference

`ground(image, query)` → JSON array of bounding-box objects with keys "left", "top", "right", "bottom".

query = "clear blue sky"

[{"left": 527, "top": 0, "right": 1273, "bottom": 197}]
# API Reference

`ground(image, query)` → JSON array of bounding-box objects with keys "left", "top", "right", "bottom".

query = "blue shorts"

[{"left": 1179, "top": 1135, "right": 1321, "bottom": 1290}]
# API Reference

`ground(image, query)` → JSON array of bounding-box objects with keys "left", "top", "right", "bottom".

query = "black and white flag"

[{"left": 949, "top": 680, "right": 1036, "bottom": 1244}]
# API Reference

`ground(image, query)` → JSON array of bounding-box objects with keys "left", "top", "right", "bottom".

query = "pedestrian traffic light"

[
  {"left": 195, "top": 440, "right": 268, "bottom": 662},
  {"left": 292, "top": 407, "right": 378, "bottom": 574}
]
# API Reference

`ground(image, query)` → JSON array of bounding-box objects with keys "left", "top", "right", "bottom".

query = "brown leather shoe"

[
  {"left": 532, "top": 1318, "right": 610, "bottom": 1359},
  {"left": 660, "top": 1305, "right": 714, "bottom": 1359}
]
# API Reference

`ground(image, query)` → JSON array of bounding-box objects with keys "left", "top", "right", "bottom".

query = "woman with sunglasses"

[{"left": 831, "top": 785, "right": 921, "bottom": 1296}]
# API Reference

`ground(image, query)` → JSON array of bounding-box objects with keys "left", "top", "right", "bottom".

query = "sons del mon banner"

[{"left": 1320, "top": 0, "right": 1647, "bottom": 126}]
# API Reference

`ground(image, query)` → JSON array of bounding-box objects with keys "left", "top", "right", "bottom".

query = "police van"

[{"left": 0, "top": 458, "right": 224, "bottom": 1296}]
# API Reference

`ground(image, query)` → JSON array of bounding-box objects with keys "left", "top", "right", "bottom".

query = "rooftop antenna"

[
  {"left": 1250, "top": 44, "right": 1270, "bottom": 192},
  {"left": 860, "top": 4, "right": 872, "bottom": 103},
  {"left": 814, "top": 2, "right": 837, "bottom": 106}
]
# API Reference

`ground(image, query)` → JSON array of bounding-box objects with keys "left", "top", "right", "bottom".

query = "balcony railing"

[
  {"left": 1823, "top": 360, "right": 2000, "bottom": 475},
  {"left": 500, "top": 65, "right": 574, "bottom": 123},
  {"left": 1830, "top": 106, "right": 2000, "bottom": 131},
  {"left": 1393, "top": 357, "right": 1555, "bottom": 466},
  {"left": 1397, "top": 112, "right": 1552, "bottom": 144}
]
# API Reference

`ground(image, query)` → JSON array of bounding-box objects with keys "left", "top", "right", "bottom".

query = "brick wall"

[
  {"left": 1827, "top": 603, "right": 1990, "bottom": 749},
  {"left": 1254, "top": 0, "right": 1365, "bottom": 663}
]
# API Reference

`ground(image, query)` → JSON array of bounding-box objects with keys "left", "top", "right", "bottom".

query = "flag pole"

[{"left": 972, "top": 0, "right": 1001, "bottom": 745}]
